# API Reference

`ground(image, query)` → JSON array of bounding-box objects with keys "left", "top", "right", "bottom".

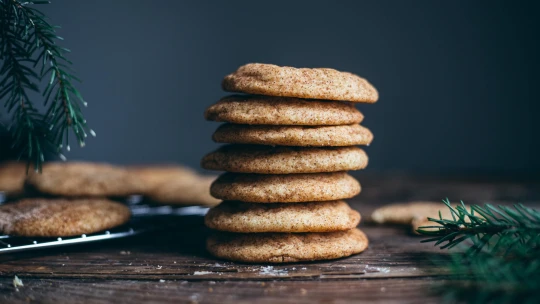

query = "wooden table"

[{"left": 1, "top": 174, "right": 539, "bottom": 303}]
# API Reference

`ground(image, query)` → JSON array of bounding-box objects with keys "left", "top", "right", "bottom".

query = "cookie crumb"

[
  {"left": 259, "top": 266, "right": 288, "bottom": 276},
  {"left": 13, "top": 275, "right": 23, "bottom": 291},
  {"left": 189, "top": 294, "right": 200, "bottom": 304},
  {"left": 365, "top": 265, "right": 390, "bottom": 273}
]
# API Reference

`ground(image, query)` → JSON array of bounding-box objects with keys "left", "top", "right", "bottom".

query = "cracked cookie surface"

[
  {"left": 222, "top": 63, "right": 378, "bottom": 103},
  {"left": 207, "top": 228, "right": 368, "bottom": 263}
]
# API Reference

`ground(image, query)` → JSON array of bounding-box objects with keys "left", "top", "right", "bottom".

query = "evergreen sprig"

[
  {"left": 439, "top": 252, "right": 539, "bottom": 304},
  {"left": 0, "top": 0, "right": 93, "bottom": 171},
  {"left": 417, "top": 199, "right": 540, "bottom": 304},
  {"left": 417, "top": 198, "right": 540, "bottom": 255}
]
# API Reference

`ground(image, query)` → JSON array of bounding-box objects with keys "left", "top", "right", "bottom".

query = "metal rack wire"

[
  {"left": 0, "top": 228, "right": 139, "bottom": 254},
  {"left": 0, "top": 193, "right": 209, "bottom": 253}
]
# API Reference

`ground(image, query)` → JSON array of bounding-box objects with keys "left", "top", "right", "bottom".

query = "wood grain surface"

[{"left": 0, "top": 173, "right": 538, "bottom": 303}]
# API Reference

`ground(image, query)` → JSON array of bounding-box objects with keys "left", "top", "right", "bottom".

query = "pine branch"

[
  {"left": 418, "top": 200, "right": 540, "bottom": 303},
  {"left": 439, "top": 252, "right": 539, "bottom": 304},
  {"left": 417, "top": 198, "right": 540, "bottom": 255},
  {"left": 0, "top": 0, "right": 49, "bottom": 170},
  {"left": 0, "top": 0, "right": 93, "bottom": 170},
  {"left": 19, "top": 2, "right": 94, "bottom": 149}
]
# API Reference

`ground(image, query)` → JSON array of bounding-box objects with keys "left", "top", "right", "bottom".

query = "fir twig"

[
  {"left": 418, "top": 199, "right": 540, "bottom": 303},
  {"left": 439, "top": 253, "right": 540, "bottom": 304},
  {"left": 417, "top": 198, "right": 540, "bottom": 255},
  {"left": 1, "top": 0, "right": 48, "bottom": 170},
  {"left": 0, "top": 0, "right": 93, "bottom": 171}
]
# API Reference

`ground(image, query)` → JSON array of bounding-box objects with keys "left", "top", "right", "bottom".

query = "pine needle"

[
  {"left": 0, "top": 0, "right": 91, "bottom": 171},
  {"left": 418, "top": 199, "right": 540, "bottom": 303}
]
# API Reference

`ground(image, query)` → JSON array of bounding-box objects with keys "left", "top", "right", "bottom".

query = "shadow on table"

[{"left": 0, "top": 215, "right": 212, "bottom": 263}]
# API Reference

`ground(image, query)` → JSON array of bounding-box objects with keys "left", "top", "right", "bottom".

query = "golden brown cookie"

[
  {"left": 0, "top": 198, "right": 131, "bottom": 237},
  {"left": 411, "top": 217, "right": 444, "bottom": 234},
  {"left": 207, "top": 228, "right": 369, "bottom": 263},
  {"left": 371, "top": 201, "right": 455, "bottom": 225},
  {"left": 210, "top": 172, "right": 360, "bottom": 203},
  {"left": 129, "top": 165, "right": 220, "bottom": 206},
  {"left": 213, "top": 124, "right": 373, "bottom": 147},
  {"left": 222, "top": 63, "right": 378, "bottom": 103},
  {"left": 205, "top": 95, "right": 363, "bottom": 125},
  {"left": 201, "top": 145, "right": 368, "bottom": 174},
  {"left": 205, "top": 200, "right": 360, "bottom": 233},
  {"left": 147, "top": 175, "right": 220, "bottom": 206},
  {"left": 0, "top": 162, "right": 29, "bottom": 197},
  {"left": 26, "top": 162, "right": 145, "bottom": 197},
  {"left": 129, "top": 165, "right": 197, "bottom": 191}
]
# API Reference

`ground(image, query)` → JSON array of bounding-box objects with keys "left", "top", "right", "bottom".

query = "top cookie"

[
  {"left": 222, "top": 63, "right": 378, "bottom": 103},
  {"left": 27, "top": 162, "right": 145, "bottom": 197},
  {"left": 0, "top": 198, "right": 131, "bottom": 237},
  {"left": 205, "top": 95, "right": 363, "bottom": 125}
]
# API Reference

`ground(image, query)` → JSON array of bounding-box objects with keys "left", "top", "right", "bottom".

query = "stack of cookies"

[{"left": 202, "top": 63, "right": 378, "bottom": 263}]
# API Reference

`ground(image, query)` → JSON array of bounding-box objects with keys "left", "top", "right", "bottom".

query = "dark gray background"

[{"left": 3, "top": 0, "right": 540, "bottom": 174}]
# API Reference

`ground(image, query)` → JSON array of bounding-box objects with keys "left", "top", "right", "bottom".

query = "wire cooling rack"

[{"left": 0, "top": 193, "right": 209, "bottom": 254}]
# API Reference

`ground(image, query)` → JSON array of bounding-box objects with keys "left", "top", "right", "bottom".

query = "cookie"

[
  {"left": 411, "top": 217, "right": 443, "bottom": 234},
  {"left": 205, "top": 200, "right": 360, "bottom": 233},
  {"left": 129, "top": 165, "right": 220, "bottom": 206},
  {"left": 202, "top": 145, "right": 368, "bottom": 174},
  {"left": 26, "top": 162, "right": 145, "bottom": 197},
  {"left": 370, "top": 201, "right": 456, "bottom": 225},
  {"left": 129, "top": 165, "right": 198, "bottom": 191},
  {"left": 147, "top": 175, "right": 220, "bottom": 206},
  {"left": 0, "top": 198, "right": 131, "bottom": 237},
  {"left": 222, "top": 63, "right": 378, "bottom": 103},
  {"left": 213, "top": 124, "right": 373, "bottom": 147},
  {"left": 207, "top": 228, "right": 368, "bottom": 263},
  {"left": 204, "top": 95, "right": 363, "bottom": 125},
  {"left": 210, "top": 172, "right": 360, "bottom": 203},
  {"left": 0, "top": 162, "right": 29, "bottom": 196}
]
